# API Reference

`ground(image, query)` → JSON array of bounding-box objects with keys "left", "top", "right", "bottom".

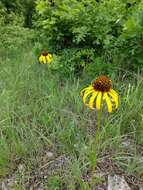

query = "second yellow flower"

[{"left": 39, "top": 51, "right": 53, "bottom": 64}]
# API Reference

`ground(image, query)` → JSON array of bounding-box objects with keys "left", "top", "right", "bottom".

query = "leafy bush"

[
  {"left": 48, "top": 48, "right": 116, "bottom": 79},
  {"left": 35, "top": 0, "right": 143, "bottom": 74},
  {"left": 0, "top": 1, "right": 24, "bottom": 26},
  {"left": 51, "top": 48, "right": 96, "bottom": 77},
  {"left": 0, "top": 25, "right": 35, "bottom": 51}
]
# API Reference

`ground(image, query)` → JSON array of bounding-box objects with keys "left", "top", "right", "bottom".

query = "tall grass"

[{"left": 0, "top": 45, "right": 142, "bottom": 188}]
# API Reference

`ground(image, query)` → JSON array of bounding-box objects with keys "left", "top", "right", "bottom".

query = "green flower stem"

[
  {"left": 96, "top": 109, "right": 101, "bottom": 145},
  {"left": 91, "top": 109, "right": 101, "bottom": 186},
  {"left": 93, "top": 109, "right": 101, "bottom": 169}
]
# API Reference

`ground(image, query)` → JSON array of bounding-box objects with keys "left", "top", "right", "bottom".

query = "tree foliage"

[
  {"left": 35, "top": 0, "right": 143, "bottom": 72},
  {"left": 0, "top": 0, "right": 35, "bottom": 27}
]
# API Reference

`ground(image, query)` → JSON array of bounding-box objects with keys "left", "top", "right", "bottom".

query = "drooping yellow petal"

[
  {"left": 96, "top": 91, "right": 102, "bottom": 110},
  {"left": 48, "top": 54, "right": 52, "bottom": 58},
  {"left": 47, "top": 58, "right": 52, "bottom": 64},
  {"left": 80, "top": 85, "right": 93, "bottom": 96},
  {"left": 103, "top": 92, "right": 112, "bottom": 113},
  {"left": 108, "top": 91, "right": 119, "bottom": 109},
  {"left": 110, "top": 89, "right": 118, "bottom": 97},
  {"left": 83, "top": 89, "right": 93, "bottom": 104},
  {"left": 43, "top": 56, "right": 47, "bottom": 64},
  {"left": 46, "top": 54, "right": 53, "bottom": 64},
  {"left": 89, "top": 91, "right": 98, "bottom": 109},
  {"left": 39, "top": 55, "right": 43, "bottom": 64}
]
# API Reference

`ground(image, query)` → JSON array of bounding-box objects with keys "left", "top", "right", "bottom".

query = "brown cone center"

[
  {"left": 93, "top": 75, "right": 112, "bottom": 92},
  {"left": 42, "top": 51, "right": 48, "bottom": 56}
]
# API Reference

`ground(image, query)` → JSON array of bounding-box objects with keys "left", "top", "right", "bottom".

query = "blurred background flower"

[{"left": 39, "top": 51, "right": 53, "bottom": 64}]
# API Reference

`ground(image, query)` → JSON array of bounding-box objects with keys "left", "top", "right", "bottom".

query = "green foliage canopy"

[
  {"left": 35, "top": 0, "right": 143, "bottom": 72},
  {"left": 0, "top": 0, "right": 35, "bottom": 27}
]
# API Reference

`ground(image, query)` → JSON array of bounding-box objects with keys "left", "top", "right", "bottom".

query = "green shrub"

[
  {"left": 35, "top": 0, "right": 143, "bottom": 74},
  {"left": 51, "top": 48, "right": 96, "bottom": 77},
  {"left": 35, "top": 0, "right": 125, "bottom": 48},
  {"left": 0, "top": 1, "right": 24, "bottom": 26},
  {"left": 0, "top": 25, "right": 35, "bottom": 51},
  {"left": 48, "top": 48, "right": 117, "bottom": 79}
]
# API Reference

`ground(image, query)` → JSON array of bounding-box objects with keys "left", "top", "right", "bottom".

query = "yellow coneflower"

[
  {"left": 81, "top": 75, "right": 119, "bottom": 112},
  {"left": 39, "top": 51, "right": 53, "bottom": 64}
]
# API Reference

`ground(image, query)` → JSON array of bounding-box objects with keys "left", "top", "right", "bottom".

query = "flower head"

[
  {"left": 39, "top": 51, "right": 53, "bottom": 64},
  {"left": 81, "top": 75, "right": 119, "bottom": 112}
]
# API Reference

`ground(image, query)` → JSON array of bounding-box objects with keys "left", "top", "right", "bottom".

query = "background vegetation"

[
  {"left": 0, "top": 0, "right": 143, "bottom": 189},
  {"left": 35, "top": 0, "right": 143, "bottom": 74}
]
